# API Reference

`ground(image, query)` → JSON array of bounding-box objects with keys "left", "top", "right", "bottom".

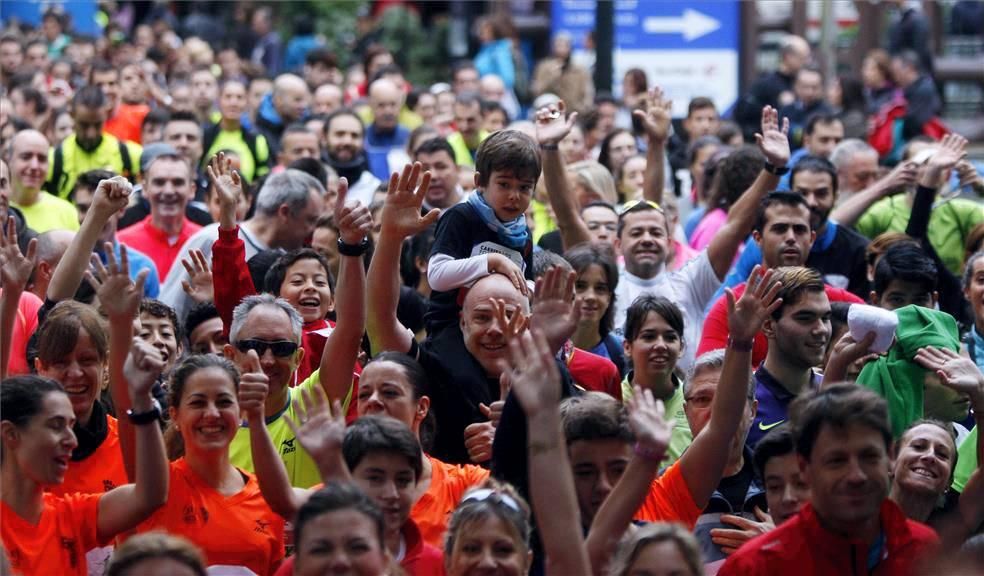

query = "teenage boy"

[
  {"left": 720, "top": 384, "right": 938, "bottom": 575},
  {"left": 752, "top": 423, "right": 811, "bottom": 526},
  {"left": 870, "top": 243, "right": 937, "bottom": 311}
]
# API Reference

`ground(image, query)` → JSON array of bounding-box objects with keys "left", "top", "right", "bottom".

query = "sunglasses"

[
  {"left": 235, "top": 339, "right": 299, "bottom": 358},
  {"left": 618, "top": 199, "right": 664, "bottom": 216}
]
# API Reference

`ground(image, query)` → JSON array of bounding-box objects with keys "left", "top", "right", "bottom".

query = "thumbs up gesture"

[{"left": 239, "top": 349, "right": 270, "bottom": 424}]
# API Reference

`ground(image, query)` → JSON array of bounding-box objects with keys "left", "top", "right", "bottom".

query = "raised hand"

[
  {"left": 0, "top": 216, "right": 37, "bottom": 289},
  {"left": 711, "top": 508, "right": 775, "bottom": 555},
  {"left": 89, "top": 175, "right": 133, "bottom": 224},
  {"left": 88, "top": 243, "right": 148, "bottom": 320},
  {"left": 239, "top": 349, "right": 270, "bottom": 423},
  {"left": 755, "top": 106, "right": 791, "bottom": 168},
  {"left": 507, "top": 328, "right": 562, "bottom": 419},
  {"left": 284, "top": 384, "right": 347, "bottom": 466},
  {"left": 123, "top": 337, "right": 166, "bottom": 403},
  {"left": 206, "top": 152, "right": 244, "bottom": 229},
  {"left": 627, "top": 385, "right": 671, "bottom": 461},
  {"left": 632, "top": 86, "right": 673, "bottom": 143},
  {"left": 180, "top": 249, "right": 214, "bottom": 304},
  {"left": 921, "top": 133, "right": 968, "bottom": 189},
  {"left": 725, "top": 265, "right": 783, "bottom": 343},
  {"left": 913, "top": 346, "right": 984, "bottom": 405},
  {"left": 955, "top": 160, "right": 983, "bottom": 190},
  {"left": 881, "top": 161, "right": 918, "bottom": 195},
  {"left": 334, "top": 177, "right": 373, "bottom": 245},
  {"left": 380, "top": 163, "right": 440, "bottom": 240},
  {"left": 824, "top": 330, "right": 879, "bottom": 383},
  {"left": 491, "top": 297, "right": 529, "bottom": 343},
  {"left": 535, "top": 100, "right": 578, "bottom": 146},
  {"left": 530, "top": 266, "right": 580, "bottom": 354}
]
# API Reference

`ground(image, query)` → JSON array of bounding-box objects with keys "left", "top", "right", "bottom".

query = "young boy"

[
  {"left": 752, "top": 423, "right": 811, "bottom": 526},
  {"left": 137, "top": 298, "right": 183, "bottom": 375},
  {"left": 425, "top": 129, "right": 540, "bottom": 335}
]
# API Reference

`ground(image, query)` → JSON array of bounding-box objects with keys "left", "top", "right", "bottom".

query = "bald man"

[
  {"left": 6, "top": 130, "right": 79, "bottom": 233},
  {"left": 28, "top": 229, "right": 75, "bottom": 301},
  {"left": 364, "top": 78, "right": 410, "bottom": 180},
  {"left": 736, "top": 34, "right": 812, "bottom": 140},
  {"left": 255, "top": 73, "right": 311, "bottom": 156}
]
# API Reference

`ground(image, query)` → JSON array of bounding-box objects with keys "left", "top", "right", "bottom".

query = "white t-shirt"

[{"left": 613, "top": 250, "right": 722, "bottom": 373}]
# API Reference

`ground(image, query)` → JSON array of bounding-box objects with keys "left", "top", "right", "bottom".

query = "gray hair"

[
  {"left": 685, "top": 349, "right": 756, "bottom": 401},
  {"left": 830, "top": 139, "right": 877, "bottom": 172},
  {"left": 254, "top": 169, "right": 324, "bottom": 217},
  {"left": 229, "top": 294, "right": 303, "bottom": 345}
]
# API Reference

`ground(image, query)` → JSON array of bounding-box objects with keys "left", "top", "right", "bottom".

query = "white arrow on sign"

[{"left": 642, "top": 8, "right": 721, "bottom": 42}]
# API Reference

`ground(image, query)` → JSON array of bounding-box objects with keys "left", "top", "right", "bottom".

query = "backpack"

[
  {"left": 201, "top": 123, "right": 264, "bottom": 175},
  {"left": 47, "top": 138, "right": 132, "bottom": 197},
  {"left": 869, "top": 98, "right": 949, "bottom": 164}
]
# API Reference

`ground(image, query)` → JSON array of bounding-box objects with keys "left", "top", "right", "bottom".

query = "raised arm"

[
  {"left": 509, "top": 328, "right": 591, "bottom": 576},
  {"left": 535, "top": 100, "right": 591, "bottom": 251},
  {"left": 96, "top": 337, "right": 169, "bottom": 542},
  {"left": 94, "top": 244, "right": 149, "bottom": 481},
  {"left": 706, "top": 107, "right": 789, "bottom": 280},
  {"left": 585, "top": 386, "right": 671, "bottom": 574},
  {"left": 367, "top": 163, "right": 440, "bottom": 355},
  {"left": 241, "top": 348, "right": 311, "bottom": 520},
  {"left": 47, "top": 176, "right": 131, "bottom": 301},
  {"left": 634, "top": 87, "right": 673, "bottom": 206},
  {"left": 680, "top": 266, "right": 782, "bottom": 507},
  {"left": 0, "top": 218, "right": 36, "bottom": 379},
  {"left": 830, "top": 161, "right": 918, "bottom": 228},
  {"left": 207, "top": 153, "right": 256, "bottom": 335},
  {"left": 318, "top": 178, "right": 372, "bottom": 403}
]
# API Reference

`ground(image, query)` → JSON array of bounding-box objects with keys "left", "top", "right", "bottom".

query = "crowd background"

[{"left": 1, "top": 1, "right": 984, "bottom": 576}]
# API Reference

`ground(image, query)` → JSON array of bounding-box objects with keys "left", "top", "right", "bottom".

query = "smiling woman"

[{"left": 889, "top": 419, "right": 957, "bottom": 524}]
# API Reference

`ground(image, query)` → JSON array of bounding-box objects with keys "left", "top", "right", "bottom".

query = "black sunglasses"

[{"left": 235, "top": 339, "right": 299, "bottom": 358}]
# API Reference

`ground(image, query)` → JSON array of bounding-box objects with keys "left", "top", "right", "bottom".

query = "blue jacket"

[
  {"left": 364, "top": 124, "right": 410, "bottom": 181},
  {"left": 475, "top": 39, "right": 516, "bottom": 89}
]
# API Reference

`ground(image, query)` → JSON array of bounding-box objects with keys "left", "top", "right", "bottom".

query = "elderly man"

[
  {"left": 255, "top": 74, "right": 311, "bottom": 157},
  {"left": 8, "top": 129, "right": 79, "bottom": 232},
  {"left": 364, "top": 78, "right": 410, "bottom": 181}
]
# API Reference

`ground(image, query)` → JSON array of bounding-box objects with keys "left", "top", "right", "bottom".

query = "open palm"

[
  {"left": 727, "top": 265, "right": 783, "bottom": 342},
  {"left": 0, "top": 217, "right": 36, "bottom": 288},
  {"left": 755, "top": 106, "right": 790, "bottom": 167},
  {"left": 381, "top": 163, "right": 440, "bottom": 239},
  {"left": 633, "top": 86, "right": 673, "bottom": 142}
]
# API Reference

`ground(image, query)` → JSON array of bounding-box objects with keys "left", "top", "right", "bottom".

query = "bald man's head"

[
  {"left": 368, "top": 78, "right": 403, "bottom": 131},
  {"left": 780, "top": 35, "right": 811, "bottom": 74},
  {"left": 273, "top": 74, "right": 311, "bottom": 123},
  {"left": 460, "top": 273, "right": 531, "bottom": 377},
  {"left": 9, "top": 130, "right": 49, "bottom": 200}
]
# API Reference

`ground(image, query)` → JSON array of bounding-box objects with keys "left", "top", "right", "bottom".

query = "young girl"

[
  {"left": 1, "top": 371, "right": 167, "bottom": 576},
  {"left": 565, "top": 242, "right": 626, "bottom": 380}
]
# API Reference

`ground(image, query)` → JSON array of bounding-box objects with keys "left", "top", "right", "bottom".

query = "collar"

[
  {"left": 71, "top": 400, "right": 109, "bottom": 461},
  {"left": 755, "top": 365, "right": 821, "bottom": 402},
  {"left": 813, "top": 220, "right": 838, "bottom": 252},
  {"left": 141, "top": 214, "right": 189, "bottom": 242},
  {"left": 621, "top": 265, "right": 667, "bottom": 286},
  {"left": 799, "top": 500, "right": 915, "bottom": 563}
]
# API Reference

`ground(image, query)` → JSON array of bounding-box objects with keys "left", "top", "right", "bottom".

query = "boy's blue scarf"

[{"left": 467, "top": 192, "right": 529, "bottom": 249}]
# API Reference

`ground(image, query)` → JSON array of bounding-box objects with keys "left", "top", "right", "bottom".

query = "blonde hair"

[
  {"left": 608, "top": 523, "right": 703, "bottom": 576},
  {"left": 444, "top": 479, "right": 531, "bottom": 563},
  {"left": 569, "top": 160, "right": 618, "bottom": 205},
  {"left": 107, "top": 532, "right": 207, "bottom": 576}
]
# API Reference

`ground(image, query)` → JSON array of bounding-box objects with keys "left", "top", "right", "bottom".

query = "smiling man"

[
  {"left": 412, "top": 137, "right": 463, "bottom": 211},
  {"left": 117, "top": 153, "right": 201, "bottom": 278},
  {"left": 7, "top": 129, "right": 79, "bottom": 233}
]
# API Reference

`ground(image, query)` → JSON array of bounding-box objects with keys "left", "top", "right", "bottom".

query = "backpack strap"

[
  {"left": 117, "top": 140, "right": 133, "bottom": 179},
  {"left": 46, "top": 145, "right": 65, "bottom": 196}
]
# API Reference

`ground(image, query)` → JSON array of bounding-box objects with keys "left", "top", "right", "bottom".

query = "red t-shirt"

[
  {"left": 117, "top": 215, "right": 202, "bottom": 279},
  {"left": 132, "top": 459, "right": 285, "bottom": 575},
  {"left": 566, "top": 344, "right": 622, "bottom": 400},
  {"left": 0, "top": 289, "right": 42, "bottom": 375},
  {"left": 696, "top": 283, "right": 864, "bottom": 367},
  {"left": 2, "top": 492, "right": 104, "bottom": 576},
  {"left": 50, "top": 416, "right": 128, "bottom": 497}
]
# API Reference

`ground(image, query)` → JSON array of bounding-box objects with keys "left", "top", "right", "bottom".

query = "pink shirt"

[{"left": 688, "top": 207, "right": 727, "bottom": 251}]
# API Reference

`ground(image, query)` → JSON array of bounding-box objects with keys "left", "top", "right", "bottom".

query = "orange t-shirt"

[
  {"left": 132, "top": 459, "right": 285, "bottom": 575},
  {"left": 634, "top": 459, "right": 702, "bottom": 528},
  {"left": 50, "top": 416, "right": 128, "bottom": 497},
  {"left": 2, "top": 492, "right": 103, "bottom": 576},
  {"left": 104, "top": 103, "right": 149, "bottom": 144},
  {"left": 411, "top": 455, "right": 490, "bottom": 547}
]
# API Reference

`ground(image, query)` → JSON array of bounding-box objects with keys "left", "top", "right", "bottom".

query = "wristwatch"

[
  {"left": 337, "top": 237, "right": 370, "bottom": 257},
  {"left": 763, "top": 162, "right": 789, "bottom": 176},
  {"left": 127, "top": 399, "right": 162, "bottom": 426}
]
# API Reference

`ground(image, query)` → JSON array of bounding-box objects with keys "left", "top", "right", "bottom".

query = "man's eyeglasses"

[
  {"left": 235, "top": 339, "right": 299, "bottom": 358},
  {"left": 618, "top": 199, "right": 664, "bottom": 216}
]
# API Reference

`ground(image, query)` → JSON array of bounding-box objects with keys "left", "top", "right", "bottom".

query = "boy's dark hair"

[
  {"left": 342, "top": 415, "right": 423, "bottom": 481},
  {"left": 88, "top": 59, "right": 117, "bottom": 81},
  {"left": 304, "top": 46, "right": 337, "bottom": 69},
  {"left": 264, "top": 247, "right": 335, "bottom": 296},
  {"left": 75, "top": 169, "right": 117, "bottom": 194},
  {"left": 532, "top": 250, "right": 573, "bottom": 279},
  {"left": 803, "top": 113, "right": 841, "bottom": 136},
  {"left": 247, "top": 250, "right": 284, "bottom": 294},
  {"left": 474, "top": 129, "right": 541, "bottom": 187},
  {"left": 623, "top": 295, "right": 684, "bottom": 343},
  {"left": 873, "top": 242, "right": 937, "bottom": 295},
  {"left": 687, "top": 97, "right": 716, "bottom": 117},
  {"left": 294, "top": 483, "right": 385, "bottom": 556},
  {"left": 287, "top": 157, "right": 328, "bottom": 190},
  {"left": 753, "top": 191, "right": 811, "bottom": 233},
  {"left": 412, "top": 137, "right": 456, "bottom": 162},
  {"left": 139, "top": 299, "right": 184, "bottom": 343},
  {"left": 142, "top": 107, "right": 170, "bottom": 129},
  {"left": 165, "top": 109, "right": 201, "bottom": 128},
  {"left": 790, "top": 383, "right": 892, "bottom": 461},
  {"left": 324, "top": 108, "right": 364, "bottom": 137},
  {"left": 707, "top": 145, "right": 765, "bottom": 211},
  {"left": 770, "top": 267, "right": 825, "bottom": 320},
  {"left": 790, "top": 155, "right": 839, "bottom": 195},
  {"left": 400, "top": 225, "right": 436, "bottom": 288},
  {"left": 481, "top": 100, "right": 510, "bottom": 123},
  {"left": 72, "top": 84, "right": 106, "bottom": 112},
  {"left": 753, "top": 422, "right": 796, "bottom": 478},
  {"left": 185, "top": 301, "right": 219, "bottom": 342},
  {"left": 560, "top": 392, "right": 634, "bottom": 446}
]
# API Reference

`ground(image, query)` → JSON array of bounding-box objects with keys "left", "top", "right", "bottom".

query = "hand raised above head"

[
  {"left": 535, "top": 100, "right": 578, "bottom": 146},
  {"left": 90, "top": 175, "right": 133, "bottom": 223},
  {"left": 755, "top": 106, "right": 790, "bottom": 168},
  {"left": 632, "top": 86, "right": 673, "bottom": 144},
  {"left": 726, "top": 265, "right": 783, "bottom": 343},
  {"left": 380, "top": 163, "right": 440, "bottom": 240},
  {"left": 0, "top": 216, "right": 36, "bottom": 289}
]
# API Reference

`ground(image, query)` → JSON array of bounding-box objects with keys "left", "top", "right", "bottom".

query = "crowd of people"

[{"left": 2, "top": 2, "right": 984, "bottom": 575}]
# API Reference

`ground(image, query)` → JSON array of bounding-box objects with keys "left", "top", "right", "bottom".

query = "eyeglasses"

[
  {"left": 461, "top": 488, "right": 522, "bottom": 513},
  {"left": 235, "top": 339, "right": 299, "bottom": 358},
  {"left": 618, "top": 199, "right": 664, "bottom": 216}
]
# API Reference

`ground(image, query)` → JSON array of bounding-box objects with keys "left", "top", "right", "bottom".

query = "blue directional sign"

[
  {"left": 552, "top": 0, "right": 740, "bottom": 116},
  {"left": 1, "top": 1, "right": 101, "bottom": 37}
]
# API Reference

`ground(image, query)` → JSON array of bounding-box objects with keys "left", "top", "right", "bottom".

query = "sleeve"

[
  {"left": 854, "top": 205, "right": 883, "bottom": 239},
  {"left": 64, "top": 492, "right": 106, "bottom": 548},
  {"left": 685, "top": 251, "right": 725, "bottom": 313},
  {"left": 733, "top": 237, "right": 762, "bottom": 284},
  {"left": 430, "top": 207, "right": 479, "bottom": 260},
  {"left": 427, "top": 253, "right": 490, "bottom": 292},
  {"left": 212, "top": 225, "right": 257, "bottom": 337},
  {"left": 634, "top": 460, "right": 701, "bottom": 528},
  {"left": 696, "top": 293, "right": 731, "bottom": 357},
  {"left": 142, "top": 265, "right": 161, "bottom": 299}
]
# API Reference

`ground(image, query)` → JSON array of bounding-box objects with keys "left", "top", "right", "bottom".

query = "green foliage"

[{"left": 276, "top": 1, "right": 366, "bottom": 67}]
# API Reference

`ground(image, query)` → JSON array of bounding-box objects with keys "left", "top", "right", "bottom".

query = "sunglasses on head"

[
  {"left": 461, "top": 488, "right": 522, "bottom": 513},
  {"left": 235, "top": 339, "right": 299, "bottom": 357},
  {"left": 618, "top": 199, "right": 664, "bottom": 216}
]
